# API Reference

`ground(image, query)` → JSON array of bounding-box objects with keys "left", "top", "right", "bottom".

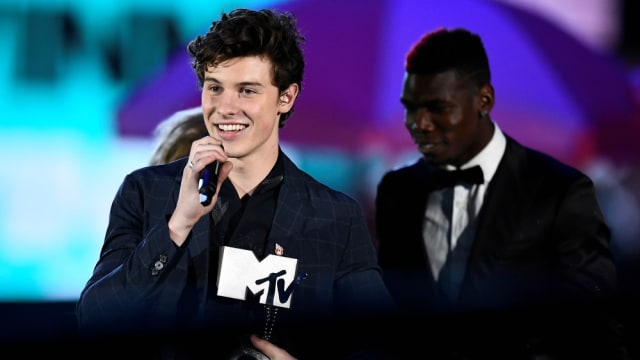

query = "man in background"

[{"left": 375, "top": 27, "right": 629, "bottom": 359}]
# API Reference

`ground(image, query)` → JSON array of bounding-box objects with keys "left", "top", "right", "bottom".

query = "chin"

[{"left": 421, "top": 154, "right": 441, "bottom": 165}]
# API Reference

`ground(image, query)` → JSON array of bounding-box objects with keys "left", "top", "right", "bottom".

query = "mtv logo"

[{"left": 216, "top": 246, "right": 299, "bottom": 308}]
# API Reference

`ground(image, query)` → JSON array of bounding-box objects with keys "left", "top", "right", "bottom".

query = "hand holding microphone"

[
  {"left": 169, "top": 138, "right": 231, "bottom": 246},
  {"left": 186, "top": 139, "right": 229, "bottom": 207}
]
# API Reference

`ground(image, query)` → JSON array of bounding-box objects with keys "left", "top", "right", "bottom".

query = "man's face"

[
  {"left": 401, "top": 70, "right": 489, "bottom": 167},
  {"left": 201, "top": 56, "right": 295, "bottom": 161}
]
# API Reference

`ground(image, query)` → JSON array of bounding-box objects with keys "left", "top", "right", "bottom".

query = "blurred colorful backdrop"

[{"left": 1, "top": 0, "right": 639, "bottom": 303}]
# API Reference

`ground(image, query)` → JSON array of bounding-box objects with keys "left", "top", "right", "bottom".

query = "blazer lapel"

[{"left": 264, "top": 154, "right": 302, "bottom": 259}]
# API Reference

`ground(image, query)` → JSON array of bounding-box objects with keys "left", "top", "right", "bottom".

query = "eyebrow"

[
  {"left": 400, "top": 98, "right": 443, "bottom": 107},
  {"left": 203, "top": 76, "right": 265, "bottom": 88}
]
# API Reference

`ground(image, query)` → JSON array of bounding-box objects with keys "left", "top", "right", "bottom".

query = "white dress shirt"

[{"left": 423, "top": 122, "right": 507, "bottom": 303}]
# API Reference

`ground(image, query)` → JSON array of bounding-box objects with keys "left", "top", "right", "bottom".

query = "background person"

[
  {"left": 149, "top": 106, "right": 208, "bottom": 166},
  {"left": 374, "top": 27, "right": 628, "bottom": 359}
]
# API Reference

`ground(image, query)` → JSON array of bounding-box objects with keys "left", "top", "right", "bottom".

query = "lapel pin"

[{"left": 275, "top": 243, "right": 284, "bottom": 256}]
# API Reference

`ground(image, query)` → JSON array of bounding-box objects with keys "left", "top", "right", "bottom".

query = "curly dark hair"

[{"left": 187, "top": 8, "right": 306, "bottom": 127}]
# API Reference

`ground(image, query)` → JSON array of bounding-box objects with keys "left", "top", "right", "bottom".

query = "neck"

[{"left": 228, "top": 144, "right": 279, "bottom": 197}]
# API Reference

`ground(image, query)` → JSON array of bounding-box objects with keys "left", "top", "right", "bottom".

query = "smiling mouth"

[
  {"left": 217, "top": 124, "right": 247, "bottom": 132},
  {"left": 415, "top": 138, "right": 436, "bottom": 148},
  {"left": 417, "top": 142, "right": 438, "bottom": 153}
]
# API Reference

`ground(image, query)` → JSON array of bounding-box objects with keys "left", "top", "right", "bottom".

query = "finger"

[
  {"left": 249, "top": 335, "right": 272, "bottom": 357},
  {"left": 217, "top": 161, "right": 233, "bottom": 187},
  {"left": 188, "top": 145, "right": 226, "bottom": 173},
  {"left": 250, "top": 334, "right": 296, "bottom": 360}
]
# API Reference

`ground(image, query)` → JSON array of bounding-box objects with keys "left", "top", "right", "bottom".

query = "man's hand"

[
  {"left": 250, "top": 334, "right": 297, "bottom": 360},
  {"left": 168, "top": 136, "right": 231, "bottom": 246}
]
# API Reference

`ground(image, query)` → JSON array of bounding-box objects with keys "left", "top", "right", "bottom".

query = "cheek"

[
  {"left": 446, "top": 108, "right": 468, "bottom": 126},
  {"left": 201, "top": 92, "right": 214, "bottom": 108},
  {"left": 441, "top": 119, "right": 467, "bottom": 146},
  {"left": 204, "top": 122, "right": 215, "bottom": 136},
  {"left": 201, "top": 96, "right": 221, "bottom": 120}
]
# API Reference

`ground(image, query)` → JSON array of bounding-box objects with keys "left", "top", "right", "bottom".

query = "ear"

[
  {"left": 478, "top": 83, "right": 494, "bottom": 116},
  {"left": 277, "top": 83, "right": 299, "bottom": 113}
]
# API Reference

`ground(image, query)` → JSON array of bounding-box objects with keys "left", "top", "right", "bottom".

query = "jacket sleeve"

[
  {"left": 552, "top": 174, "right": 618, "bottom": 301},
  {"left": 75, "top": 172, "right": 190, "bottom": 336}
]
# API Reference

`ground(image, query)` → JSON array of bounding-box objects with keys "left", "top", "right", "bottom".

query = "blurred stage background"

[{"left": 1, "top": 0, "right": 639, "bottom": 349}]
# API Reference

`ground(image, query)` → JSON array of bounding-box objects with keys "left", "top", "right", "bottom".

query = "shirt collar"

[
  {"left": 254, "top": 149, "right": 285, "bottom": 194},
  {"left": 453, "top": 121, "right": 506, "bottom": 185}
]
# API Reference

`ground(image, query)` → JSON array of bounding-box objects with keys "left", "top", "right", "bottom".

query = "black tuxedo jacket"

[{"left": 375, "top": 135, "right": 624, "bottom": 358}]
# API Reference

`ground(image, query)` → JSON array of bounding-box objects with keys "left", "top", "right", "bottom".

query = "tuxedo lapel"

[{"left": 459, "top": 138, "right": 526, "bottom": 299}]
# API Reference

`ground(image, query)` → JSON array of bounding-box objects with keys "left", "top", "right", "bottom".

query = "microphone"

[{"left": 198, "top": 161, "right": 220, "bottom": 206}]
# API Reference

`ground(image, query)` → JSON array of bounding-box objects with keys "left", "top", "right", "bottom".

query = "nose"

[
  {"left": 215, "top": 91, "right": 239, "bottom": 116},
  {"left": 408, "top": 108, "right": 434, "bottom": 131}
]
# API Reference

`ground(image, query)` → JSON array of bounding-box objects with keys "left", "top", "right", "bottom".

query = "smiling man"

[{"left": 76, "top": 8, "right": 394, "bottom": 360}]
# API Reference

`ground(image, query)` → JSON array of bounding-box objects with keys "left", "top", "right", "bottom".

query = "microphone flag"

[{"left": 216, "top": 246, "right": 300, "bottom": 308}]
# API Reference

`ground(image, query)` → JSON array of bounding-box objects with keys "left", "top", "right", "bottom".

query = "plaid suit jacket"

[{"left": 76, "top": 151, "right": 394, "bottom": 341}]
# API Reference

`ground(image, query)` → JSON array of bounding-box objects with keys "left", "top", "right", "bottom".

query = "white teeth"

[{"left": 218, "top": 124, "right": 246, "bottom": 131}]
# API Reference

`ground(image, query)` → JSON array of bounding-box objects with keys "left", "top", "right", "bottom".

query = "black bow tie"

[{"left": 431, "top": 165, "right": 484, "bottom": 189}]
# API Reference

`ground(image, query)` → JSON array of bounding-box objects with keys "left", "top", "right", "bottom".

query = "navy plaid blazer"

[{"left": 76, "top": 151, "right": 394, "bottom": 341}]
